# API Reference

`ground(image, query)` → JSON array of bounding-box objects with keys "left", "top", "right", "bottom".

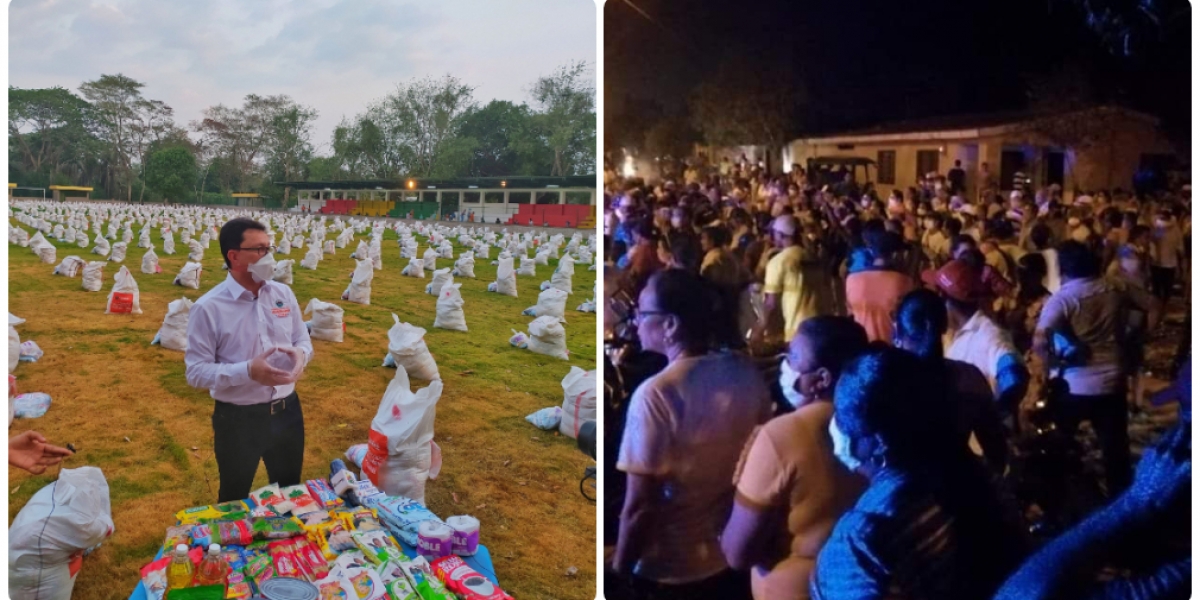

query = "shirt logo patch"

[
  {"left": 272, "top": 307, "right": 291, "bottom": 318},
  {"left": 276, "top": 301, "right": 284, "bottom": 308}
]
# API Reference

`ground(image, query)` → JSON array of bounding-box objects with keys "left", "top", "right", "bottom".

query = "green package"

[{"left": 165, "top": 584, "right": 225, "bottom": 600}]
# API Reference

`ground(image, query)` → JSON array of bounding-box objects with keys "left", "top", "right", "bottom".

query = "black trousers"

[
  {"left": 1055, "top": 391, "right": 1132, "bottom": 496},
  {"left": 213, "top": 392, "right": 305, "bottom": 502},
  {"left": 607, "top": 569, "right": 751, "bottom": 600},
  {"left": 1150, "top": 266, "right": 1176, "bottom": 305}
]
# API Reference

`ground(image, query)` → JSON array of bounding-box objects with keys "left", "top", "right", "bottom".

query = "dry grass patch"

[{"left": 9, "top": 217, "right": 597, "bottom": 600}]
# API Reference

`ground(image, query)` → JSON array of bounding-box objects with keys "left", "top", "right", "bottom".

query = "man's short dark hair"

[
  {"left": 1058, "top": 240, "right": 1101, "bottom": 280},
  {"left": 796, "top": 316, "right": 870, "bottom": 380},
  {"left": 219, "top": 217, "right": 268, "bottom": 268},
  {"left": 1029, "top": 223, "right": 1053, "bottom": 250}
]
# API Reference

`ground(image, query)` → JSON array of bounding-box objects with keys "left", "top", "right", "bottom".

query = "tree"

[
  {"left": 374, "top": 75, "right": 477, "bottom": 177},
  {"left": 192, "top": 94, "right": 315, "bottom": 194},
  {"left": 79, "top": 74, "right": 152, "bottom": 201},
  {"left": 643, "top": 117, "right": 697, "bottom": 162},
  {"left": 8, "top": 87, "right": 95, "bottom": 178},
  {"left": 456, "top": 100, "right": 540, "bottom": 176},
  {"left": 688, "top": 58, "right": 802, "bottom": 151},
  {"left": 145, "top": 146, "right": 198, "bottom": 203},
  {"left": 529, "top": 61, "right": 595, "bottom": 176}
]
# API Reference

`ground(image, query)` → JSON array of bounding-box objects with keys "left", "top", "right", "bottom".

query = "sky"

[
  {"left": 9, "top": 0, "right": 597, "bottom": 154},
  {"left": 605, "top": 0, "right": 1189, "bottom": 147}
]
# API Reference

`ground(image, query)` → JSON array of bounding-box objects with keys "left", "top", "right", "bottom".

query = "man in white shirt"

[{"left": 186, "top": 217, "right": 313, "bottom": 502}]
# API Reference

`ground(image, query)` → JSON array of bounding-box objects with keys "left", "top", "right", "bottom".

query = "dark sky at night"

[{"left": 605, "top": 0, "right": 1190, "bottom": 150}]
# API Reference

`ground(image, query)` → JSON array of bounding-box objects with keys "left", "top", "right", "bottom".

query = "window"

[
  {"left": 565, "top": 192, "right": 593, "bottom": 205},
  {"left": 508, "top": 192, "right": 532, "bottom": 204},
  {"left": 535, "top": 191, "right": 561, "bottom": 204},
  {"left": 916, "top": 150, "right": 940, "bottom": 180},
  {"left": 484, "top": 192, "right": 505, "bottom": 204},
  {"left": 877, "top": 150, "right": 896, "bottom": 184},
  {"left": 463, "top": 192, "right": 481, "bottom": 204}
]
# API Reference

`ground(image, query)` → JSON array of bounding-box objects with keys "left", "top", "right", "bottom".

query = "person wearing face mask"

[
  {"left": 613, "top": 270, "right": 771, "bottom": 599},
  {"left": 185, "top": 217, "right": 313, "bottom": 502},
  {"left": 722, "top": 317, "right": 870, "bottom": 600},
  {"left": 810, "top": 347, "right": 1028, "bottom": 600}
]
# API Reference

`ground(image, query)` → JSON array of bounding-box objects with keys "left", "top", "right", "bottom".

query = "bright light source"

[
  {"left": 406, "top": 180, "right": 415, "bottom": 189},
  {"left": 501, "top": 181, "right": 507, "bottom": 187},
  {"left": 622, "top": 154, "right": 635, "bottom": 178}
]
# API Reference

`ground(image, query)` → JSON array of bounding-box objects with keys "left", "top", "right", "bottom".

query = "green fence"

[{"left": 388, "top": 201, "right": 441, "bottom": 220}]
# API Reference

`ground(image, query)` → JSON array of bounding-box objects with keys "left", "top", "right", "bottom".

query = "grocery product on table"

[
  {"left": 176, "top": 501, "right": 249, "bottom": 525},
  {"left": 249, "top": 483, "right": 294, "bottom": 515},
  {"left": 166, "top": 544, "right": 194, "bottom": 591},
  {"left": 268, "top": 539, "right": 305, "bottom": 579},
  {"left": 279, "top": 484, "right": 322, "bottom": 516},
  {"left": 140, "top": 556, "right": 171, "bottom": 600},
  {"left": 305, "top": 479, "right": 343, "bottom": 509},
  {"left": 193, "top": 544, "right": 228, "bottom": 586},
  {"left": 446, "top": 515, "right": 481, "bottom": 556},
  {"left": 191, "top": 520, "right": 253, "bottom": 547},
  {"left": 252, "top": 516, "right": 304, "bottom": 540},
  {"left": 431, "top": 555, "right": 515, "bottom": 600},
  {"left": 352, "top": 529, "right": 405, "bottom": 564}
]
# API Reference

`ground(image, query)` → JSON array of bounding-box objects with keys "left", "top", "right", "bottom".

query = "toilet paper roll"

[
  {"left": 446, "top": 515, "right": 480, "bottom": 556},
  {"left": 417, "top": 520, "right": 454, "bottom": 560}
]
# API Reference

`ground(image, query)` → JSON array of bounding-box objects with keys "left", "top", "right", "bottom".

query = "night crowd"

[{"left": 602, "top": 156, "right": 1191, "bottom": 600}]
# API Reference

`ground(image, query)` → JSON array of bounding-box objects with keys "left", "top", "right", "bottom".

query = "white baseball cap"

[{"left": 772, "top": 215, "right": 798, "bottom": 236}]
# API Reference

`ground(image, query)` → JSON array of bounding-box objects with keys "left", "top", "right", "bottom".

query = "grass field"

[{"left": 7, "top": 213, "right": 598, "bottom": 600}]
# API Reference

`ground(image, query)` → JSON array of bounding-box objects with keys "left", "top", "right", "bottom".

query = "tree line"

[{"left": 9, "top": 61, "right": 595, "bottom": 204}]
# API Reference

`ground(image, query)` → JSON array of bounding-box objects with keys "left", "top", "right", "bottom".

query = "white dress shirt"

[
  {"left": 945, "top": 311, "right": 1018, "bottom": 396},
  {"left": 185, "top": 274, "right": 314, "bottom": 405}
]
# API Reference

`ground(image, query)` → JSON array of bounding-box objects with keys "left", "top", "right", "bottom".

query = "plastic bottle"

[
  {"left": 194, "top": 543, "right": 228, "bottom": 587},
  {"left": 166, "top": 544, "right": 194, "bottom": 590}
]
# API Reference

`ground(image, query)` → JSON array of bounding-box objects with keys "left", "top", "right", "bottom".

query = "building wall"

[{"left": 785, "top": 113, "right": 1174, "bottom": 200}]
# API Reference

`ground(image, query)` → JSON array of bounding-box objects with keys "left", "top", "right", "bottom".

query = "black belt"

[{"left": 218, "top": 391, "right": 298, "bottom": 416}]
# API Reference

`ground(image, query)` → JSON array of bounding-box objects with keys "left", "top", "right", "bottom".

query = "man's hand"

[
  {"left": 1124, "top": 424, "right": 1190, "bottom": 516},
  {"left": 10, "top": 430, "right": 73, "bottom": 474},
  {"left": 249, "top": 348, "right": 299, "bottom": 386}
]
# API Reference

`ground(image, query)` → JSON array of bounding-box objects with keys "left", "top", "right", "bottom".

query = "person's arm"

[
  {"left": 184, "top": 303, "right": 254, "bottom": 390},
  {"left": 288, "top": 289, "right": 315, "bottom": 366},
  {"left": 612, "top": 385, "right": 671, "bottom": 574},
  {"left": 995, "top": 351, "right": 1030, "bottom": 418},
  {"left": 723, "top": 426, "right": 788, "bottom": 570},
  {"left": 613, "top": 473, "right": 663, "bottom": 574},
  {"left": 757, "top": 253, "right": 784, "bottom": 336},
  {"left": 9, "top": 431, "right": 74, "bottom": 474},
  {"left": 1032, "top": 296, "right": 1066, "bottom": 373},
  {"left": 994, "top": 424, "right": 1190, "bottom": 600}
]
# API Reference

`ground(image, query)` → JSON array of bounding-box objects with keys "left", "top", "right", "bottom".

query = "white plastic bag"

[
  {"left": 174, "top": 261, "right": 203, "bottom": 290},
  {"left": 9, "top": 314, "right": 25, "bottom": 373},
  {"left": 425, "top": 268, "right": 453, "bottom": 297},
  {"left": 162, "top": 234, "right": 176, "bottom": 255},
  {"left": 92, "top": 235, "right": 110, "bottom": 257},
  {"left": 9, "top": 466, "right": 114, "bottom": 600},
  {"left": 324, "top": 240, "right": 335, "bottom": 255},
  {"left": 402, "top": 257, "right": 425, "bottom": 277},
  {"left": 541, "top": 269, "right": 573, "bottom": 294},
  {"left": 273, "top": 259, "right": 295, "bottom": 285},
  {"left": 82, "top": 261, "right": 105, "bottom": 292},
  {"left": 187, "top": 238, "right": 204, "bottom": 261},
  {"left": 488, "top": 257, "right": 518, "bottom": 297},
  {"left": 526, "top": 406, "right": 563, "bottom": 431},
  {"left": 559, "top": 366, "right": 597, "bottom": 439},
  {"left": 422, "top": 247, "right": 439, "bottom": 271},
  {"left": 517, "top": 256, "right": 536, "bottom": 276},
  {"left": 154, "top": 297, "right": 193, "bottom": 351},
  {"left": 526, "top": 316, "right": 569, "bottom": 360},
  {"left": 386, "top": 316, "right": 440, "bottom": 381},
  {"left": 106, "top": 266, "right": 143, "bottom": 314},
  {"left": 110, "top": 242, "right": 128, "bottom": 263},
  {"left": 361, "top": 364, "right": 444, "bottom": 504},
  {"left": 300, "top": 248, "right": 321, "bottom": 270},
  {"left": 433, "top": 283, "right": 467, "bottom": 332},
  {"left": 53, "top": 256, "right": 85, "bottom": 277},
  {"left": 523, "top": 287, "right": 569, "bottom": 319},
  {"left": 451, "top": 256, "right": 475, "bottom": 278},
  {"left": 342, "top": 258, "right": 373, "bottom": 305},
  {"left": 141, "top": 247, "right": 160, "bottom": 275},
  {"left": 304, "top": 298, "right": 344, "bottom": 343}
]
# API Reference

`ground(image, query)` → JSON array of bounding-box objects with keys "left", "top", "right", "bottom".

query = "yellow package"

[{"left": 176, "top": 500, "right": 249, "bottom": 525}]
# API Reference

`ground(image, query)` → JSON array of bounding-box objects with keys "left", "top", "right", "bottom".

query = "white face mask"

[
  {"left": 829, "top": 416, "right": 862, "bottom": 472},
  {"left": 248, "top": 251, "right": 276, "bottom": 283},
  {"left": 670, "top": 218, "right": 685, "bottom": 229},
  {"left": 779, "top": 359, "right": 806, "bottom": 408}
]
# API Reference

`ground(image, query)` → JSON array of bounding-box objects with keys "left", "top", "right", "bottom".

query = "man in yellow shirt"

[{"left": 754, "top": 215, "right": 831, "bottom": 348}]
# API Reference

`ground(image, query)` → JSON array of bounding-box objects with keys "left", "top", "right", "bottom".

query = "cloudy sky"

[{"left": 9, "top": 0, "right": 596, "bottom": 154}]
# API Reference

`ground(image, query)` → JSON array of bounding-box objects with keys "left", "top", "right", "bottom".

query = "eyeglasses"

[
  {"left": 236, "top": 246, "right": 276, "bottom": 256},
  {"left": 632, "top": 307, "right": 670, "bottom": 324}
]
